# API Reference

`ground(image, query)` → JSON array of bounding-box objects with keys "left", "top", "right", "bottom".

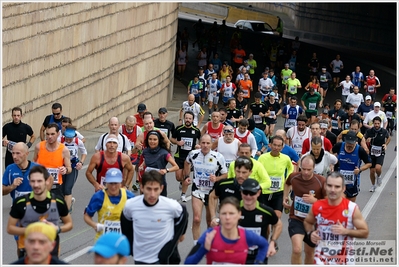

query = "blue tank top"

[{"left": 338, "top": 143, "right": 361, "bottom": 187}]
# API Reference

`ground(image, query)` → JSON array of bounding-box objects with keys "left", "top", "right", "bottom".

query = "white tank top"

[
  {"left": 290, "top": 127, "right": 311, "bottom": 156},
  {"left": 217, "top": 137, "right": 239, "bottom": 168}
]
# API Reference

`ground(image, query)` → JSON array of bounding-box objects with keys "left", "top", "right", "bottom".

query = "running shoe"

[
  {"left": 180, "top": 194, "right": 187, "bottom": 202},
  {"left": 377, "top": 177, "right": 382, "bottom": 186},
  {"left": 369, "top": 185, "right": 376, "bottom": 192}
]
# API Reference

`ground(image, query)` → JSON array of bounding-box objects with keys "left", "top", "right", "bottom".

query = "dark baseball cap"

[
  {"left": 137, "top": 103, "right": 146, "bottom": 112},
  {"left": 158, "top": 107, "right": 168, "bottom": 113},
  {"left": 240, "top": 178, "right": 260, "bottom": 193},
  {"left": 345, "top": 131, "right": 357, "bottom": 144}
]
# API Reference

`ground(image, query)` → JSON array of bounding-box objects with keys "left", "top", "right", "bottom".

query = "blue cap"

[
  {"left": 89, "top": 232, "right": 130, "bottom": 258},
  {"left": 64, "top": 128, "right": 76, "bottom": 138},
  {"left": 269, "top": 92, "right": 276, "bottom": 97},
  {"left": 105, "top": 168, "right": 122, "bottom": 183}
]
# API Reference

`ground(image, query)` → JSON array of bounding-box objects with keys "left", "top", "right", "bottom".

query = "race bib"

[
  {"left": 367, "top": 86, "right": 374, "bottom": 93},
  {"left": 145, "top": 166, "right": 160, "bottom": 172},
  {"left": 269, "top": 176, "right": 282, "bottom": 191},
  {"left": 181, "top": 137, "right": 193, "bottom": 150},
  {"left": 47, "top": 168, "right": 60, "bottom": 184},
  {"left": 309, "top": 102, "right": 316, "bottom": 110},
  {"left": 242, "top": 89, "right": 249, "bottom": 97},
  {"left": 331, "top": 120, "right": 338, "bottom": 130},
  {"left": 371, "top": 145, "right": 382, "bottom": 157},
  {"left": 225, "top": 159, "right": 233, "bottom": 169},
  {"left": 7, "top": 141, "right": 16, "bottom": 153},
  {"left": 341, "top": 170, "right": 355, "bottom": 185},
  {"left": 191, "top": 88, "right": 198, "bottom": 95},
  {"left": 101, "top": 176, "right": 106, "bottom": 186},
  {"left": 198, "top": 177, "right": 212, "bottom": 192},
  {"left": 318, "top": 225, "right": 339, "bottom": 242},
  {"left": 253, "top": 115, "right": 262, "bottom": 124},
  {"left": 15, "top": 190, "right": 31, "bottom": 198},
  {"left": 244, "top": 227, "right": 262, "bottom": 251},
  {"left": 104, "top": 220, "right": 121, "bottom": 234},
  {"left": 312, "top": 67, "right": 317, "bottom": 73},
  {"left": 294, "top": 196, "right": 312, "bottom": 218},
  {"left": 320, "top": 75, "right": 327, "bottom": 82},
  {"left": 290, "top": 86, "right": 296, "bottom": 93},
  {"left": 285, "top": 119, "right": 297, "bottom": 128},
  {"left": 386, "top": 111, "right": 393, "bottom": 119},
  {"left": 269, "top": 111, "right": 276, "bottom": 118},
  {"left": 129, "top": 140, "right": 135, "bottom": 148},
  {"left": 158, "top": 128, "right": 168, "bottom": 135},
  {"left": 283, "top": 76, "right": 289, "bottom": 81},
  {"left": 67, "top": 146, "right": 78, "bottom": 158}
]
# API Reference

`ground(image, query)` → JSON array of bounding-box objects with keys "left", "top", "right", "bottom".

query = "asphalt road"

[{"left": 2, "top": 18, "right": 397, "bottom": 265}]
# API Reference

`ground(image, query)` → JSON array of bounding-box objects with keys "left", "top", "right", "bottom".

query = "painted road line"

[
  {"left": 362, "top": 155, "right": 397, "bottom": 220},
  {"left": 62, "top": 246, "right": 92, "bottom": 263}
]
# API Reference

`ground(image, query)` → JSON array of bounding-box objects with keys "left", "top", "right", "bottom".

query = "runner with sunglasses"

[{"left": 208, "top": 156, "right": 254, "bottom": 226}]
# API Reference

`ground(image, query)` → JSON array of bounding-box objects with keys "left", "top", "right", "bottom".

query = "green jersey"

[{"left": 301, "top": 92, "right": 322, "bottom": 114}]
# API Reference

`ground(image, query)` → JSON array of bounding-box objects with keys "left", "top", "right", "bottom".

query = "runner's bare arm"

[{"left": 122, "top": 154, "right": 134, "bottom": 187}]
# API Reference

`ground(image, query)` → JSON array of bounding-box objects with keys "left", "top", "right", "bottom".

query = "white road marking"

[
  {"left": 62, "top": 246, "right": 92, "bottom": 263},
  {"left": 362, "top": 155, "right": 397, "bottom": 220}
]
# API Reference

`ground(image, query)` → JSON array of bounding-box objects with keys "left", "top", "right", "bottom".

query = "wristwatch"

[{"left": 166, "top": 168, "right": 170, "bottom": 173}]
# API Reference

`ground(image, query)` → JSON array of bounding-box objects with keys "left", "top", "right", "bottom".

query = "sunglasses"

[
  {"left": 236, "top": 158, "right": 251, "bottom": 164},
  {"left": 242, "top": 190, "right": 257, "bottom": 196},
  {"left": 53, "top": 112, "right": 61, "bottom": 116},
  {"left": 223, "top": 128, "right": 234, "bottom": 133}
]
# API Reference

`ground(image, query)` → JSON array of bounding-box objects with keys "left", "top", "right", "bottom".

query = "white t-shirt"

[
  {"left": 339, "top": 80, "right": 354, "bottom": 96},
  {"left": 123, "top": 195, "right": 183, "bottom": 263},
  {"left": 363, "top": 110, "right": 388, "bottom": 127},
  {"left": 302, "top": 151, "right": 337, "bottom": 177},
  {"left": 258, "top": 78, "right": 274, "bottom": 94},
  {"left": 217, "top": 137, "right": 239, "bottom": 168},
  {"left": 346, "top": 93, "right": 364, "bottom": 112}
]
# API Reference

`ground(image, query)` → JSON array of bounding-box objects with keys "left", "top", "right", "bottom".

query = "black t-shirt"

[
  {"left": 172, "top": 125, "right": 201, "bottom": 159},
  {"left": 2, "top": 122, "right": 34, "bottom": 143},
  {"left": 332, "top": 142, "right": 371, "bottom": 171},
  {"left": 42, "top": 114, "right": 64, "bottom": 128},
  {"left": 325, "top": 130, "right": 337, "bottom": 147},
  {"left": 264, "top": 100, "right": 281, "bottom": 119},
  {"left": 212, "top": 178, "right": 242, "bottom": 202},
  {"left": 10, "top": 193, "right": 69, "bottom": 219},
  {"left": 339, "top": 113, "right": 362, "bottom": 130},
  {"left": 240, "top": 202, "right": 278, "bottom": 238},
  {"left": 364, "top": 128, "right": 389, "bottom": 148},
  {"left": 154, "top": 119, "right": 175, "bottom": 139},
  {"left": 250, "top": 102, "right": 268, "bottom": 125},
  {"left": 383, "top": 102, "right": 396, "bottom": 113},
  {"left": 235, "top": 98, "right": 248, "bottom": 112},
  {"left": 226, "top": 108, "right": 242, "bottom": 120}
]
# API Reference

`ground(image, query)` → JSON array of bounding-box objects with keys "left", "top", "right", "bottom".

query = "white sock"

[{"left": 193, "top": 240, "right": 197, "bottom": 245}]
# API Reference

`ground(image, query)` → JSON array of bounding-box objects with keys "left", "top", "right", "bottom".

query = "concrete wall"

[
  {"left": 2, "top": 2, "right": 179, "bottom": 131},
  {"left": 248, "top": 2, "right": 396, "bottom": 53}
]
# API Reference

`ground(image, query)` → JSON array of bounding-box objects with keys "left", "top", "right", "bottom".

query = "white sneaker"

[
  {"left": 377, "top": 177, "right": 382, "bottom": 186},
  {"left": 369, "top": 185, "right": 376, "bottom": 192},
  {"left": 180, "top": 194, "right": 187, "bottom": 202}
]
